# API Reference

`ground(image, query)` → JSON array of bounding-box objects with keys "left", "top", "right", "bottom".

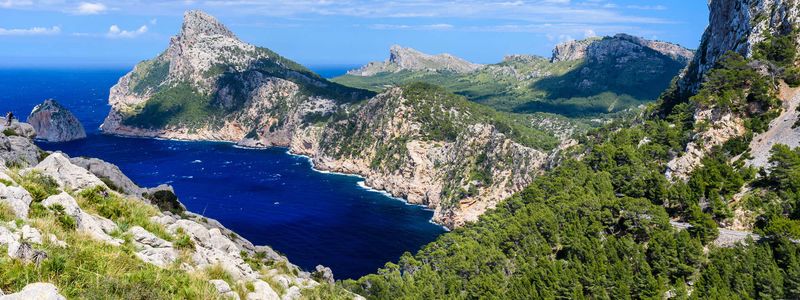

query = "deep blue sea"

[{"left": 0, "top": 67, "right": 445, "bottom": 279}]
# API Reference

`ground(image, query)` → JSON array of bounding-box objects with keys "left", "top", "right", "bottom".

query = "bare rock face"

[
  {"left": 0, "top": 283, "right": 66, "bottom": 300},
  {"left": 0, "top": 184, "right": 33, "bottom": 219},
  {"left": 27, "top": 99, "right": 86, "bottom": 142},
  {"left": 32, "top": 152, "right": 107, "bottom": 191},
  {"left": 551, "top": 34, "right": 693, "bottom": 64},
  {"left": 347, "top": 45, "right": 484, "bottom": 76},
  {"left": 680, "top": 0, "right": 800, "bottom": 93},
  {"left": 70, "top": 156, "right": 144, "bottom": 196}
]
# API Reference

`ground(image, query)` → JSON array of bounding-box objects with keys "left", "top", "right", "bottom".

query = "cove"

[{"left": 0, "top": 68, "right": 446, "bottom": 279}]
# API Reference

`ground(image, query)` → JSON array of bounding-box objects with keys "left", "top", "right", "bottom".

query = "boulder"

[
  {"left": 70, "top": 157, "right": 144, "bottom": 196},
  {"left": 33, "top": 153, "right": 106, "bottom": 190},
  {"left": 1, "top": 135, "right": 40, "bottom": 167},
  {"left": 0, "top": 119, "right": 36, "bottom": 139},
  {"left": 312, "top": 265, "right": 335, "bottom": 285},
  {"left": 209, "top": 279, "right": 240, "bottom": 300},
  {"left": 246, "top": 280, "right": 279, "bottom": 300},
  {"left": 145, "top": 185, "right": 185, "bottom": 214},
  {"left": 281, "top": 286, "right": 301, "bottom": 300},
  {"left": 42, "top": 192, "right": 122, "bottom": 245},
  {"left": 20, "top": 225, "right": 42, "bottom": 244},
  {"left": 0, "top": 282, "right": 66, "bottom": 300},
  {"left": 129, "top": 226, "right": 178, "bottom": 268},
  {"left": 27, "top": 99, "right": 87, "bottom": 142},
  {"left": 0, "top": 184, "right": 33, "bottom": 219}
]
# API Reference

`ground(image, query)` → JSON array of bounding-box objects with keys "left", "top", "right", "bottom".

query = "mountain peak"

[
  {"left": 348, "top": 45, "right": 483, "bottom": 76},
  {"left": 551, "top": 34, "right": 693, "bottom": 63},
  {"left": 180, "top": 10, "right": 236, "bottom": 39}
]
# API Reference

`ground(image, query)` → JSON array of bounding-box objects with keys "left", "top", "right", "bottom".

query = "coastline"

[{"left": 100, "top": 131, "right": 450, "bottom": 231}]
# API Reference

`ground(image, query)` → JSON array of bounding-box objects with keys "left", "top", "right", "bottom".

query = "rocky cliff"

[
  {"left": 667, "top": 0, "right": 800, "bottom": 180},
  {"left": 552, "top": 34, "right": 694, "bottom": 64},
  {"left": 679, "top": 0, "right": 800, "bottom": 93},
  {"left": 101, "top": 10, "right": 557, "bottom": 229},
  {"left": 0, "top": 121, "right": 348, "bottom": 299},
  {"left": 26, "top": 99, "right": 86, "bottom": 143},
  {"left": 347, "top": 45, "right": 483, "bottom": 76}
]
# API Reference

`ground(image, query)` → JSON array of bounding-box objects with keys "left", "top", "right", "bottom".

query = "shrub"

[
  {"left": 0, "top": 202, "right": 14, "bottom": 222},
  {"left": 18, "top": 171, "right": 60, "bottom": 202}
]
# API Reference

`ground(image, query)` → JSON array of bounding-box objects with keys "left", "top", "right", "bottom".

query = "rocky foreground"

[{"left": 0, "top": 118, "right": 352, "bottom": 299}]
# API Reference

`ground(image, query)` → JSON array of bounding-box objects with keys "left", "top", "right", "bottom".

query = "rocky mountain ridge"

[
  {"left": 101, "top": 10, "right": 559, "bottom": 229},
  {"left": 347, "top": 45, "right": 483, "bottom": 76},
  {"left": 335, "top": 34, "right": 694, "bottom": 116},
  {"left": 0, "top": 118, "right": 349, "bottom": 299}
]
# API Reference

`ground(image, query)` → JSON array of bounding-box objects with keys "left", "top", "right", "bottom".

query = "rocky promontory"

[
  {"left": 101, "top": 10, "right": 558, "bottom": 229},
  {"left": 27, "top": 99, "right": 86, "bottom": 142}
]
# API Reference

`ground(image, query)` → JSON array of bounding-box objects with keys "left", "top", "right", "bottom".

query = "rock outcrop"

[
  {"left": 679, "top": 0, "right": 800, "bottom": 93},
  {"left": 26, "top": 99, "right": 86, "bottom": 142},
  {"left": 0, "top": 283, "right": 66, "bottom": 300},
  {"left": 347, "top": 45, "right": 483, "bottom": 76},
  {"left": 551, "top": 34, "right": 694, "bottom": 64}
]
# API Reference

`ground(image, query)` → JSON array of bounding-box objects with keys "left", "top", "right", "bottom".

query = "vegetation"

[
  {"left": 16, "top": 170, "right": 60, "bottom": 203},
  {"left": 341, "top": 33, "right": 800, "bottom": 299},
  {"left": 333, "top": 38, "right": 687, "bottom": 117}
]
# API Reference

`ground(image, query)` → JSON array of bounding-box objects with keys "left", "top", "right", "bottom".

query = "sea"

[{"left": 0, "top": 67, "right": 445, "bottom": 280}]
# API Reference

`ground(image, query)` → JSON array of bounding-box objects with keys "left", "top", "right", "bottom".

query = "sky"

[{"left": 0, "top": 0, "right": 709, "bottom": 68}]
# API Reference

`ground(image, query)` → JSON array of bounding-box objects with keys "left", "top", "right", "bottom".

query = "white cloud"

[
  {"left": 0, "top": 0, "right": 33, "bottom": 8},
  {"left": 584, "top": 29, "right": 597, "bottom": 38},
  {"left": 627, "top": 5, "right": 667, "bottom": 11},
  {"left": 107, "top": 24, "right": 147, "bottom": 38},
  {"left": 76, "top": 2, "right": 107, "bottom": 15},
  {"left": 0, "top": 26, "right": 61, "bottom": 36}
]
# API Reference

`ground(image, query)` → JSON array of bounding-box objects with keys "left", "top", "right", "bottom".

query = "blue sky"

[{"left": 0, "top": 0, "right": 708, "bottom": 68}]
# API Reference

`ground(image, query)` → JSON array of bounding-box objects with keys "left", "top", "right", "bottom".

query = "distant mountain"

[
  {"left": 101, "top": 10, "right": 568, "bottom": 230},
  {"left": 333, "top": 34, "right": 694, "bottom": 117},
  {"left": 347, "top": 45, "right": 484, "bottom": 76}
]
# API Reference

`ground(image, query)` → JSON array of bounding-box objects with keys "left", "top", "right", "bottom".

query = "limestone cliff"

[
  {"left": 667, "top": 0, "right": 800, "bottom": 180},
  {"left": 551, "top": 34, "right": 694, "bottom": 64},
  {"left": 27, "top": 99, "right": 86, "bottom": 143}
]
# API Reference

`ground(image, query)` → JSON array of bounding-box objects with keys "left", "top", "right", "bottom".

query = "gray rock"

[
  {"left": 70, "top": 157, "right": 144, "bottom": 196},
  {"left": 33, "top": 152, "right": 106, "bottom": 191},
  {"left": 348, "top": 45, "right": 483, "bottom": 76},
  {"left": 0, "top": 282, "right": 66, "bottom": 300},
  {"left": 246, "top": 280, "right": 279, "bottom": 300},
  {"left": 312, "top": 265, "right": 334, "bottom": 285},
  {"left": 0, "top": 184, "right": 33, "bottom": 219},
  {"left": 20, "top": 225, "right": 42, "bottom": 244},
  {"left": 209, "top": 279, "right": 240, "bottom": 300},
  {"left": 27, "top": 99, "right": 87, "bottom": 142},
  {"left": 0, "top": 134, "right": 40, "bottom": 167},
  {"left": 42, "top": 192, "right": 122, "bottom": 246},
  {"left": 129, "top": 226, "right": 178, "bottom": 268},
  {"left": 280, "top": 286, "right": 301, "bottom": 300},
  {"left": 0, "top": 119, "right": 36, "bottom": 139}
]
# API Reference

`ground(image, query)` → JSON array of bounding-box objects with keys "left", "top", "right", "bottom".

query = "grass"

[
  {"left": 76, "top": 186, "right": 173, "bottom": 241},
  {"left": 0, "top": 202, "right": 14, "bottom": 222},
  {"left": 0, "top": 216, "right": 221, "bottom": 299},
  {"left": 16, "top": 170, "right": 60, "bottom": 203}
]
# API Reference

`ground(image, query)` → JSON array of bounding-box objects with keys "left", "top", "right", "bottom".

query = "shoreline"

[{"left": 98, "top": 131, "right": 450, "bottom": 231}]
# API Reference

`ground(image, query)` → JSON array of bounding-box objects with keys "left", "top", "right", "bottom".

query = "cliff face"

[
  {"left": 680, "top": 0, "right": 800, "bottom": 93},
  {"left": 347, "top": 45, "right": 484, "bottom": 76},
  {"left": 551, "top": 34, "right": 694, "bottom": 64},
  {"left": 101, "top": 10, "right": 556, "bottom": 229},
  {"left": 27, "top": 99, "right": 86, "bottom": 143},
  {"left": 667, "top": 0, "right": 800, "bottom": 180}
]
